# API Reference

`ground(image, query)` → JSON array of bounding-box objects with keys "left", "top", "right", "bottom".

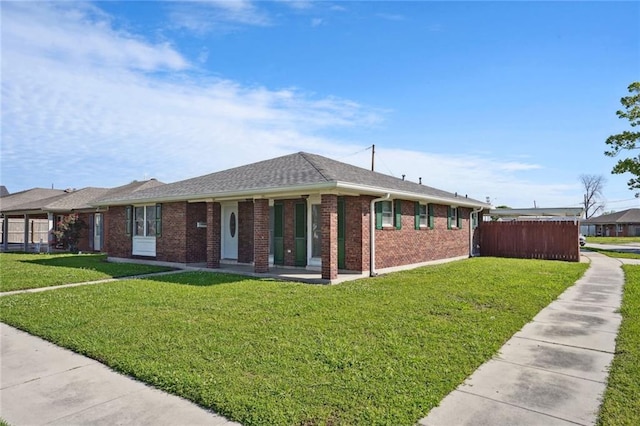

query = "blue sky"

[{"left": 2, "top": 1, "right": 639, "bottom": 210}]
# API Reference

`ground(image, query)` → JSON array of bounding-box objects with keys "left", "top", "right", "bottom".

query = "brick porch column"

[
  {"left": 321, "top": 194, "right": 338, "bottom": 280},
  {"left": 206, "top": 201, "right": 221, "bottom": 268},
  {"left": 253, "top": 198, "right": 269, "bottom": 273}
]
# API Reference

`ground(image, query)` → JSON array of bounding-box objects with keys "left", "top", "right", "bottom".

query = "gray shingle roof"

[
  {"left": 582, "top": 208, "right": 640, "bottom": 224},
  {"left": 98, "top": 152, "right": 489, "bottom": 207},
  {"left": 0, "top": 180, "right": 164, "bottom": 214},
  {"left": 0, "top": 188, "right": 66, "bottom": 212}
]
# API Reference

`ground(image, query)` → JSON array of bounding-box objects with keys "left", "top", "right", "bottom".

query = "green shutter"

[
  {"left": 428, "top": 204, "right": 435, "bottom": 229},
  {"left": 155, "top": 204, "right": 162, "bottom": 236},
  {"left": 375, "top": 202, "right": 382, "bottom": 230},
  {"left": 447, "top": 206, "right": 452, "bottom": 230},
  {"left": 125, "top": 206, "right": 132, "bottom": 236},
  {"left": 394, "top": 199, "right": 402, "bottom": 229},
  {"left": 457, "top": 208, "right": 462, "bottom": 229},
  {"left": 414, "top": 202, "right": 420, "bottom": 230}
]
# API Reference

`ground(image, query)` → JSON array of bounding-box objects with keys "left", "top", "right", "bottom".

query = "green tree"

[
  {"left": 605, "top": 81, "right": 640, "bottom": 194},
  {"left": 53, "top": 214, "right": 86, "bottom": 253}
]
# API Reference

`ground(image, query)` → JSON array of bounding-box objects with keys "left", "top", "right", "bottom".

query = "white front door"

[
  {"left": 94, "top": 213, "right": 103, "bottom": 251},
  {"left": 222, "top": 204, "right": 238, "bottom": 259}
]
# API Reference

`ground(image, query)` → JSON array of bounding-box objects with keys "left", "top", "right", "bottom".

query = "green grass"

[
  {"left": 584, "top": 247, "right": 640, "bottom": 260},
  {"left": 597, "top": 265, "right": 640, "bottom": 426},
  {"left": 0, "top": 257, "right": 587, "bottom": 425},
  {"left": 587, "top": 236, "right": 640, "bottom": 244},
  {"left": 0, "top": 253, "right": 174, "bottom": 292}
]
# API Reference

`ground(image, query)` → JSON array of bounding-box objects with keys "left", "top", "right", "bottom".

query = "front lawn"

[
  {"left": 597, "top": 265, "right": 640, "bottom": 425},
  {"left": 0, "top": 253, "right": 173, "bottom": 292},
  {"left": 0, "top": 257, "right": 587, "bottom": 425}
]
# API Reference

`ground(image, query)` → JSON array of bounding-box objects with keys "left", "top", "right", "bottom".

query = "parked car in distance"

[{"left": 579, "top": 234, "right": 586, "bottom": 246}]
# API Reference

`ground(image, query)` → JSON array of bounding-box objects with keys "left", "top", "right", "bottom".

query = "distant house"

[
  {"left": 582, "top": 208, "right": 640, "bottom": 237},
  {"left": 97, "top": 152, "right": 490, "bottom": 282},
  {"left": 0, "top": 180, "right": 163, "bottom": 252}
]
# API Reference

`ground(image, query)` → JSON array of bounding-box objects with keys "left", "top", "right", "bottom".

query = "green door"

[
  {"left": 294, "top": 202, "right": 307, "bottom": 266},
  {"left": 274, "top": 203, "right": 284, "bottom": 265},
  {"left": 338, "top": 198, "right": 346, "bottom": 269}
]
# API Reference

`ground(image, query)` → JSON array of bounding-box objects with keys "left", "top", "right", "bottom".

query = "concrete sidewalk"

[
  {"left": 420, "top": 252, "right": 624, "bottom": 426},
  {"left": 0, "top": 324, "right": 239, "bottom": 426}
]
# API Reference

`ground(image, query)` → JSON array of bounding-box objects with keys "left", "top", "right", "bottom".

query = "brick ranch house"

[
  {"left": 96, "top": 152, "right": 491, "bottom": 281},
  {"left": 582, "top": 208, "right": 640, "bottom": 237},
  {"left": 0, "top": 180, "right": 163, "bottom": 253}
]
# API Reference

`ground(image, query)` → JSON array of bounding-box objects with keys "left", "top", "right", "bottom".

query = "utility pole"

[{"left": 371, "top": 144, "right": 375, "bottom": 171}]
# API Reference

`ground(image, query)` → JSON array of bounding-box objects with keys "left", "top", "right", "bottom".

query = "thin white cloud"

[
  {"left": 311, "top": 18, "right": 324, "bottom": 27},
  {"left": 341, "top": 148, "right": 577, "bottom": 208},
  {"left": 168, "top": 0, "right": 271, "bottom": 33},
  {"left": 5, "top": 2, "right": 188, "bottom": 71},
  {"left": 1, "top": 2, "right": 377, "bottom": 190}
]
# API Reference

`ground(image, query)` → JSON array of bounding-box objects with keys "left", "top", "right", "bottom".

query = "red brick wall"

[
  {"left": 344, "top": 196, "right": 370, "bottom": 271},
  {"left": 156, "top": 202, "right": 188, "bottom": 263},
  {"left": 321, "top": 194, "right": 338, "bottom": 280},
  {"left": 186, "top": 202, "right": 207, "bottom": 263},
  {"left": 104, "top": 206, "right": 132, "bottom": 258},
  {"left": 207, "top": 202, "right": 221, "bottom": 268},
  {"left": 373, "top": 201, "right": 470, "bottom": 269},
  {"left": 254, "top": 199, "right": 269, "bottom": 273},
  {"left": 238, "top": 201, "right": 254, "bottom": 263}
]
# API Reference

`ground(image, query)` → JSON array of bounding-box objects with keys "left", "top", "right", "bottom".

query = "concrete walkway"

[
  {"left": 420, "top": 252, "right": 624, "bottom": 426},
  {"left": 0, "top": 324, "right": 239, "bottom": 425}
]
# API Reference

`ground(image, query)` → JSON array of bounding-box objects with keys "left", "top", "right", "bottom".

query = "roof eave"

[{"left": 335, "top": 182, "right": 491, "bottom": 208}]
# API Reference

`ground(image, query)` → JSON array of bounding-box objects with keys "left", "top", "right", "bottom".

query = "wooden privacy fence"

[
  {"left": 0, "top": 218, "right": 50, "bottom": 244},
  {"left": 479, "top": 221, "right": 580, "bottom": 262}
]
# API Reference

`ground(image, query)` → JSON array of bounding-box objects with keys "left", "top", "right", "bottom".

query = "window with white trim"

[
  {"left": 381, "top": 201, "right": 393, "bottom": 227},
  {"left": 419, "top": 204, "right": 428, "bottom": 227},
  {"left": 134, "top": 205, "right": 160, "bottom": 237}
]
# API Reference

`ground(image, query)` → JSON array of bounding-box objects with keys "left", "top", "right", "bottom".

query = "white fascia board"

[{"left": 335, "top": 182, "right": 491, "bottom": 208}]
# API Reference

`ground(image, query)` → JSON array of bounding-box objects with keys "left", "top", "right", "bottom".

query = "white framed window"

[
  {"left": 134, "top": 205, "right": 160, "bottom": 237},
  {"left": 381, "top": 201, "right": 393, "bottom": 227},
  {"left": 419, "top": 204, "right": 428, "bottom": 227},
  {"left": 448, "top": 206, "right": 460, "bottom": 229}
]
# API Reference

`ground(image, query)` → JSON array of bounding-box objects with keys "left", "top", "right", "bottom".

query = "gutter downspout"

[
  {"left": 469, "top": 206, "right": 484, "bottom": 257},
  {"left": 370, "top": 193, "right": 390, "bottom": 277}
]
